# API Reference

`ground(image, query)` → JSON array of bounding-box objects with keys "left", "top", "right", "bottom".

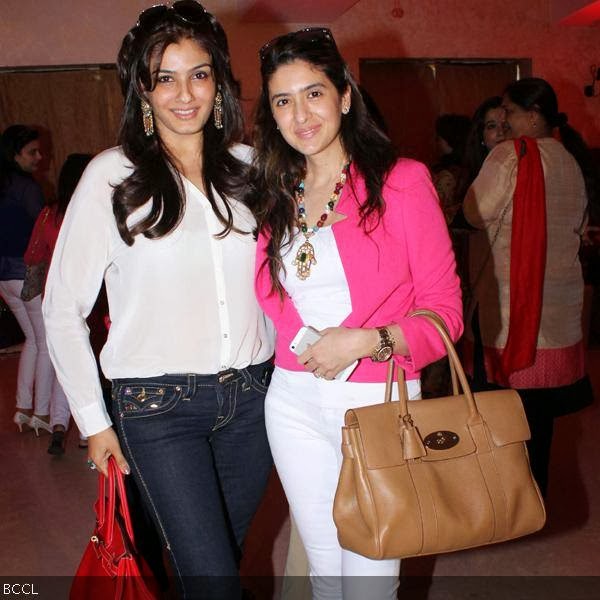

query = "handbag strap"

[
  {"left": 411, "top": 309, "right": 459, "bottom": 394},
  {"left": 95, "top": 458, "right": 117, "bottom": 545},
  {"left": 383, "top": 310, "right": 459, "bottom": 402},
  {"left": 95, "top": 457, "right": 136, "bottom": 547},
  {"left": 469, "top": 197, "right": 512, "bottom": 297},
  {"left": 28, "top": 207, "right": 50, "bottom": 254},
  {"left": 111, "top": 458, "right": 136, "bottom": 544},
  {"left": 385, "top": 309, "right": 482, "bottom": 425}
]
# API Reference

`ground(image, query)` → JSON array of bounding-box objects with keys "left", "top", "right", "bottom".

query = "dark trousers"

[
  {"left": 112, "top": 362, "right": 273, "bottom": 600},
  {"left": 518, "top": 390, "right": 555, "bottom": 497},
  {"left": 470, "top": 308, "right": 594, "bottom": 498}
]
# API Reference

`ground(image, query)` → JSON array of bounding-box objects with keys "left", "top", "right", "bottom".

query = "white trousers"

[
  {"left": 49, "top": 374, "right": 70, "bottom": 429},
  {"left": 0, "top": 280, "right": 52, "bottom": 415},
  {"left": 266, "top": 367, "right": 421, "bottom": 600}
]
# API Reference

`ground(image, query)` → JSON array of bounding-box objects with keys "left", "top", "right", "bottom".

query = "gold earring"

[
  {"left": 213, "top": 91, "right": 223, "bottom": 130},
  {"left": 141, "top": 100, "right": 154, "bottom": 136}
]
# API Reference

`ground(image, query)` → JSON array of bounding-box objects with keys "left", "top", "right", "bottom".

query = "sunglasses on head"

[
  {"left": 137, "top": 0, "right": 209, "bottom": 28},
  {"left": 259, "top": 27, "right": 336, "bottom": 62}
]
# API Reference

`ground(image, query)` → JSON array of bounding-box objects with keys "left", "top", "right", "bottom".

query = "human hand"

[
  {"left": 88, "top": 427, "right": 130, "bottom": 477},
  {"left": 298, "top": 327, "right": 378, "bottom": 380}
]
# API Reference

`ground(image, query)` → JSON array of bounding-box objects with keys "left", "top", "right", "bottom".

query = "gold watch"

[{"left": 370, "top": 326, "right": 395, "bottom": 362}]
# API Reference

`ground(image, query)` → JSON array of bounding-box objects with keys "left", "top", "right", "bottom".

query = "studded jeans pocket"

[{"left": 115, "top": 383, "right": 185, "bottom": 419}]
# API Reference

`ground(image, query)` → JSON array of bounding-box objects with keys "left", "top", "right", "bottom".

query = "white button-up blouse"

[{"left": 43, "top": 144, "right": 274, "bottom": 437}]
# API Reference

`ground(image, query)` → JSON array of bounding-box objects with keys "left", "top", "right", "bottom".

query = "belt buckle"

[{"left": 218, "top": 370, "right": 235, "bottom": 384}]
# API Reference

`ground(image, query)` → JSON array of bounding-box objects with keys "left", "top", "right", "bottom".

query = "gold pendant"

[{"left": 293, "top": 239, "right": 317, "bottom": 280}]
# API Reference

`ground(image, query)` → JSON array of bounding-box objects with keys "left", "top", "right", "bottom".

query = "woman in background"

[
  {"left": 0, "top": 125, "right": 52, "bottom": 435},
  {"left": 463, "top": 96, "right": 506, "bottom": 183},
  {"left": 251, "top": 28, "right": 461, "bottom": 600},
  {"left": 463, "top": 77, "right": 596, "bottom": 496},
  {"left": 43, "top": 3, "right": 273, "bottom": 598},
  {"left": 450, "top": 96, "right": 507, "bottom": 331},
  {"left": 431, "top": 113, "right": 471, "bottom": 223},
  {"left": 24, "top": 153, "right": 92, "bottom": 454}
]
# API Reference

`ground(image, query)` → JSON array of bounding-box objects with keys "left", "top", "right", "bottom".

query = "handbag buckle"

[{"left": 423, "top": 430, "right": 460, "bottom": 450}]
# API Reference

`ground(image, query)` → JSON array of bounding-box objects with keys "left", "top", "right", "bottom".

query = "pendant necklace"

[{"left": 292, "top": 161, "right": 350, "bottom": 280}]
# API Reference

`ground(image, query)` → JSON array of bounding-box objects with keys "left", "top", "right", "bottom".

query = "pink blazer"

[{"left": 255, "top": 159, "right": 463, "bottom": 382}]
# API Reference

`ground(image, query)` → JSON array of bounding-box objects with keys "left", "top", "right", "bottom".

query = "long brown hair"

[{"left": 248, "top": 29, "right": 397, "bottom": 297}]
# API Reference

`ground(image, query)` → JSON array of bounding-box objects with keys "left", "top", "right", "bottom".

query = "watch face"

[{"left": 377, "top": 346, "right": 393, "bottom": 361}]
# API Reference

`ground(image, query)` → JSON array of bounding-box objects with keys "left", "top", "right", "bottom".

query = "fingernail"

[{"left": 123, "top": 464, "right": 131, "bottom": 475}]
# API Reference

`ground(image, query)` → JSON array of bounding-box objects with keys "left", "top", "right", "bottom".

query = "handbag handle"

[
  {"left": 411, "top": 310, "right": 460, "bottom": 395},
  {"left": 385, "top": 309, "right": 482, "bottom": 424},
  {"left": 24, "top": 207, "right": 49, "bottom": 264},
  {"left": 383, "top": 313, "right": 459, "bottom": 401},
  {"left": 95, "top": 457, "right": 136, "bottom": 547}
]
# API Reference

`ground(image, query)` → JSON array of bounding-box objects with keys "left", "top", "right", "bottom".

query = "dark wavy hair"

[
  {"left": 432, "top": 113, "right": 471, "bottom": 173},
  {"left": 54, "top": 153, "right": 93, "bottom": 224},
  {"left": 0, "top": 125, "right": 39, "bottom": 188},
  {"left": 463, "top": 96, "right": 503, "bottom": 183},
  {"left": 113, "top": 3, "right": 246, "bottom": 245},
  {"left": 505, "top": 77, "right": 599, "bottom": 221},
  {"left": 248, "top": 29, "right": 397, "bottom": 296}
]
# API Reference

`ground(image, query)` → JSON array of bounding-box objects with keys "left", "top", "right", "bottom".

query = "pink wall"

[
  {"left": 551, "top": 0, "right": 598, "bottom": 21},
  {"left": 332, "top": 0, "right": 600, "bottom": 146},
  {"left": 2, "top": 0, "right": 599, "bottom": 145}
]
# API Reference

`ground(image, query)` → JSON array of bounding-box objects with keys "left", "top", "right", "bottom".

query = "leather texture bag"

[
  {"left": 70, "top": 458, "right": 160, "bottom": 600},
  {"left": 333, "top": 310, "right": 546, "bottom": 560},
  {"left": 21, "top": 207, "right": 49, "bottom": 302},
  {"left": 20, "top": 262, "right": 47, "bottom": 301}
]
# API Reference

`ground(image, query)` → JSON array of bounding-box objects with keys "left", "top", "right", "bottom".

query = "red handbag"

[{"left": 70, "top": 457, "right": 160, "bottom": 600}]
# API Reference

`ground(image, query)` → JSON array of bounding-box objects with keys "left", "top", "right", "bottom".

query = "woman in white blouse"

[{"left": 42, "top": 3, "right": 273, "bottom": 598}]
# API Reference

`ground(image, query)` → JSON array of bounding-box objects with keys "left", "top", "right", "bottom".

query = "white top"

[
  {"left": 278, "top": 227, "right": 421, "bottom": 405},
  {"left": 43, "top": 145, "right": 274, "bottom": 437},
  {"left": 282, "top": 226, "right": 352, "bottom": 330}
]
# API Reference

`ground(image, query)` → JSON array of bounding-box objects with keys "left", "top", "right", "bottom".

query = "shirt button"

[
  {"left": 223, "top": 333, "right": 228, "bottom": 339},
  {"left": 219, "top": 300, "right": 225, "bottom": 306}
]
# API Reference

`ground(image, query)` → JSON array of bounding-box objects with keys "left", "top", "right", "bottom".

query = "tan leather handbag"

[{"left": 333, "top": 310, "right": 546, "bottom": 560}]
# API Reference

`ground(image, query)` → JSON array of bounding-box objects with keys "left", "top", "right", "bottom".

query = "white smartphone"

[
  {"left": 289, "top": 326, "right": 321, "bottom": 354},
  {"left": 289, "top": 326, "right": 358, "bottom": 382}
]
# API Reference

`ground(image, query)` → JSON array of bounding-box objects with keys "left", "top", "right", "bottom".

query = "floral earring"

[
  {"left": 141, "top": 100, "right": 154, "bottom": 136},
  {"left": 213, "top": 87, "right": 223, "bottom": 130}
]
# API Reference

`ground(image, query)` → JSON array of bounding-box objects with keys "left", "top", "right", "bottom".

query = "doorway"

[{"left": 359, "top": 58, "right": 531, "bottom": 166}]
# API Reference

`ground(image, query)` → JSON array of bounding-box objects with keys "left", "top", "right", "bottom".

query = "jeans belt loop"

[{"left": 187, "top": 373, "right": 196, "bottom": 395}]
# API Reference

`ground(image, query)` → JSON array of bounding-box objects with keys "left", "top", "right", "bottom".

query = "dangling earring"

[
  {"left": 213, "top": 90, "right": 223, "bottom": 130},
  {"left": 342, "top": 105, "right": 350, "bottom": 115},
  {"left": 141, "top": 100, "right": 154, "bottom": 137}
]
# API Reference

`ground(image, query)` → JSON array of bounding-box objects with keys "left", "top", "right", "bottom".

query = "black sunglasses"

[
  {"left": 259, "top": 27, "right": 336, "bottom": 62},
  {"left": 137, "top": 1, "right": 209, "bottom": 28}
]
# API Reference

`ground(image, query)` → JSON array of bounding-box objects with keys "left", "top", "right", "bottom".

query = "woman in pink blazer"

[{"left": 249, "top": 28, "right": 462, "bottom": 599}]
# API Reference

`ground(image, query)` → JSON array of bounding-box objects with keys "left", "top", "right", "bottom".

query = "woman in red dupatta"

[{"left": 463, "top": 77, "right": 597, "bottom": 496}]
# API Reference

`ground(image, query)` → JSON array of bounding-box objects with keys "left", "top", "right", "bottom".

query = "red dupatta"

[{"left": 490, "top": 137, "right": 547, "bottom": 385}]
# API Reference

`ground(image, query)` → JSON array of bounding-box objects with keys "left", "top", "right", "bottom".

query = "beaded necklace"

[{"left": 292, "top": 161, "right": 350, "bottom": 280}]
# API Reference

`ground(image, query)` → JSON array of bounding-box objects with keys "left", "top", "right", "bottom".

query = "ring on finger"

[{"left": 86, "top": 458, "right": 97, "bottom": 471}]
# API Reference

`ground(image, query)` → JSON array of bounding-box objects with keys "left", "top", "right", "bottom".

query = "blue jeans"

[{"left": 112, "top": 361, "right": 273, "bottom": 600}]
